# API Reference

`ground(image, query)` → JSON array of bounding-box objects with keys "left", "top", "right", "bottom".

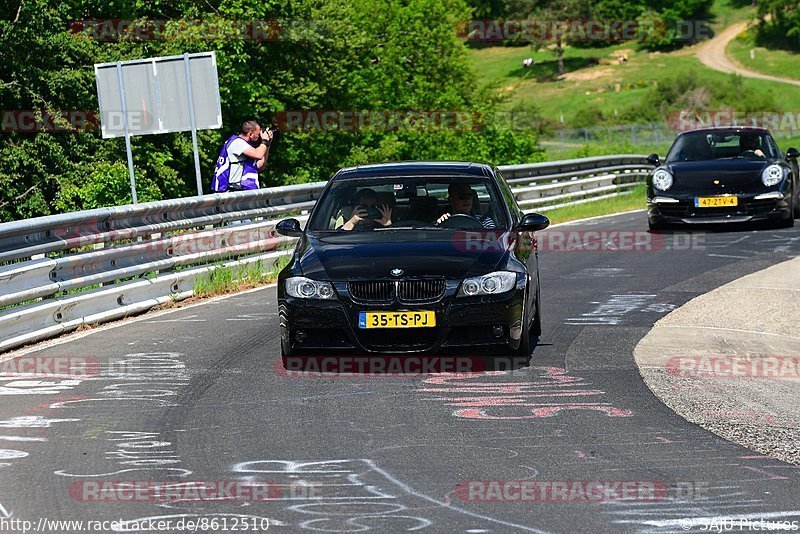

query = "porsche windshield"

[
  {"left": 307, "top": 176, "right": 508, "bottom": 231},
  {"left": 666, "top": 131, "right": 780, "bottom": 162}
]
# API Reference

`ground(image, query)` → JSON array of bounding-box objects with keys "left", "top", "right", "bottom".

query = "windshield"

[
  {"left": 666, "top": 131, "right": 780, "bottom": 162},
  {"left": 307, "top": 175, "right": 508, "bottom": 231}
]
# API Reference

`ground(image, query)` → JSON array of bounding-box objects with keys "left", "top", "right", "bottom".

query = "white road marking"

[
  {"left": 144, "top": 315, "right": 206, "bottom": 323},
  {"left": 707, "top": 253, "right": 747, "bottom": 259}
]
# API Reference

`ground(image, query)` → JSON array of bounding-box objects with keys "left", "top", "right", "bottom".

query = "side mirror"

[
  {"left": 786, "top": 147, "right": 799, "bottom": 160},
  {"left": 646, "top": 153, "right": 660, "bottom": 166},
  {"left": 275, "top": 218, "right": 303, "bottom": 237},
  {"left": 517, "top": 213, "right": 550, "bottom": 232}
]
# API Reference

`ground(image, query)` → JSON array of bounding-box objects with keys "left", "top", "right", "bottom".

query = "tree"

[
  {"left": 504, "top": 0, "right": 592, "bottom": 76},
  {"left": 0, "top": 0, "right": 543, "bottom": 221},
  {"left": 755, "top": 0, "right": 800, "bottom": 50}
]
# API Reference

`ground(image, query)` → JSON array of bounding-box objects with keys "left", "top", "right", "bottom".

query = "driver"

[
  {"left": 339, "top": 188, "right": 392, "bottom": 231},
  {"left": 436, "top": 183, "right": 495, "bottom": 229},
  {"left": 740, "top": 135, "right": 766, "bottom": 158}
]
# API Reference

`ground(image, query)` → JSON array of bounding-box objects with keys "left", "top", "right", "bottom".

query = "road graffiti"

[
  {"left": 565, "top": 294, "right": 662, "bottom": 325},
  {"left": 0, "top": 416, "right": 80, "bottom": 428},
  {"left": 49, "top": 352, "right": 189, "bottom": 409},
  {"left": 0, "top": 416, "right": 78, "bottom": 472},
  {"left": 0, "top": 379, "right": 83, "bottom": 396},
  {"left": 418, "top": 368, "right": 633, "bottom": 419},
  {"left": 226, "top": 459, "right": 547, "bottom": 532},
  {"left": 54, "top": 430, "right": 191, "bottom": 478}
]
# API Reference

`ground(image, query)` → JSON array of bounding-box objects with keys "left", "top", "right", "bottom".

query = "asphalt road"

[{"left": 1, "top": 211, "right": 800, "bottom": 534}]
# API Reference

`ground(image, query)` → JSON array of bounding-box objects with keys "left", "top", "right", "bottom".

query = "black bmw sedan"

[
  {"left": 275, "top": 161, "right": 549, "bottom": 359},
  {"left": 646, "top": 127, "right": 800, "bottom": 230}
]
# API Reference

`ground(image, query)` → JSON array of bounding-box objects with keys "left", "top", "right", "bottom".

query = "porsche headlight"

[
  {"left": 761, "top": 164, "right": 784, "bottom": 187},
  {"left": 457, "top": 271, "right": 517, "bottom": 297},
  {"left": 286, "top": 277, "right": 336, "bottom": 299},
  {"left": 652, "top": 169, "right": 673, "bottom": 191}
]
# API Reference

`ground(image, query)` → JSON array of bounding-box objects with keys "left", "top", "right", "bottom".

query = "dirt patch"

[{"left": 562, "top": 67, "right": 614, "bottom": 82}]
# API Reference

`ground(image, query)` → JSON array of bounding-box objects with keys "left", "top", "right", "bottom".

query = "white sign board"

[{"left": 95, "top": 52, "right": 222, "bottom": 138}]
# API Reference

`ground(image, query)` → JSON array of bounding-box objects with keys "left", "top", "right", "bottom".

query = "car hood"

[
  {"left": 297, "top": 231, "right": 511, "bottom": 280},
  {"left": 666, "top": 159, "right": 776, "bottom": 193}
]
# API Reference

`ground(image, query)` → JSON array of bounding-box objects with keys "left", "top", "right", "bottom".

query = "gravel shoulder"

[{"left": 635, "top": 256, "right": 800, "bottom": 465}]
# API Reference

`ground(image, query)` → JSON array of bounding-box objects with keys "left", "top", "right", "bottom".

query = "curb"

[{"left": 634, "top": 256, "right": 800, "bottom": 464}]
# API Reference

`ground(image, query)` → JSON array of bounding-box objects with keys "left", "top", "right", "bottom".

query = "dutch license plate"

[
  {"left": 358, "top": 311, "right": 436, "bottom": 329},
  {"left": 695, "top": 196, "right": 738, "bottom": 207}
]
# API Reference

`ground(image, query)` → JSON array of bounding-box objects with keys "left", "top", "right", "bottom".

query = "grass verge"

[
  {"left": 193, "top": 255, "right": 290, "bottom": 299},
  {"left": 728, "top": 35, "right": 800, "bottom": 83},
  {"left": 542, "top": 184, "right": 646, "bottom": 225}
]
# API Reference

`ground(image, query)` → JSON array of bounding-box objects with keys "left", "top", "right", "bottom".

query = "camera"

[
  {"left": 356, "top": 205, "right": 383, "bottom": 219},
  {"left": 247, "top": 118, "right": 281, "bottom": 147},
  {"left": 264, "top": 123, "right": 280, "bottom": 142}
]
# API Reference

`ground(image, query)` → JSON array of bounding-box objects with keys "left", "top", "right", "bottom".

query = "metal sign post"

[
  {"left": 183, "top": 53, "right": 204, "bottom": 197},
  {"left": 115, "top": 62, "right": 138, "bottom": 204}
]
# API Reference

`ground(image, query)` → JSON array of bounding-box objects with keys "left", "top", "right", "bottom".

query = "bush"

[{"left": 572, "top": 105, "right": 606, "bottom": 129}]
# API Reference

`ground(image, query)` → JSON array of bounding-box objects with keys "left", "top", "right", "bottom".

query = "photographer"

[{"left": 211, "top": 120, "right": 274, "bottom": 192}]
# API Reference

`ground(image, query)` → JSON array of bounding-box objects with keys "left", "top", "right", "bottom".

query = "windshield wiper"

[{"left": 374, "top": 225, "right": 444, "bottom": 231}]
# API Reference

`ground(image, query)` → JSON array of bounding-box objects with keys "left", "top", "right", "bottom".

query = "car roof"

[
  {"left": 677, "top": 126, "right": 771, "bottom": 136},
  {"left": 332, "top": 161, "right": 494, "bottom": 180}
]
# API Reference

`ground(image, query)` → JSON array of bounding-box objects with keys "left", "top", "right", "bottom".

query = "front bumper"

[
  {"left": 279, "top": 284, "right": 526, "bottom": 355},
  {"left": 647, "top": 193, "right": 792, "bottom": 225}
]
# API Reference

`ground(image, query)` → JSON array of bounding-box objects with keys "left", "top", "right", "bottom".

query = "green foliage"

[
  {"left": 56, "top": 161, "right": 163, "bottom": 210},
  {"left": 754, "top": 0, "right": 800, "bottom": 50},
  {"left": 193, "top": 255, "right": 290, "bottom": 297},
  {"left": 572, "top": 105, "right": 606, "bottom": 128},
  {"left": 0, "top": 0, "right": 542, "bottom": 222},
  {"left": 615, "top": 71, "right": 777, "bottom": 127},
  {"left": 502, "top": 0, "right": 714, "bottom": 53},
  {"left": 467, "top": 0, "right": 508, "bottom": 18}
]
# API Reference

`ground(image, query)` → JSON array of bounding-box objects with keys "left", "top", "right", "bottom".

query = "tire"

[
  {"left": 648, "top": 220, "right": 666, "bottom": 231},
  {"left": 793, "top": 186, "right": 800, "bottom": 219},
  {"left": 516, "top": 282, "right": 540, "bottom": 358},
  {"left": 531, "top": 285, "right": 542, "bottom": 337},
  {"left": 280, "top": 336, "right": 293, "bottom": 367},
  {"left": 515, "top": 290, "right": 532, "bottom": 358},
  {"left": 515, "top": 313, "right": 531, "bottom": 358}
]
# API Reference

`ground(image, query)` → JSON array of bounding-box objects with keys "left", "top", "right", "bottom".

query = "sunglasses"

[{"left": 452, "top": 192, "right": 473, "bottom": 200}]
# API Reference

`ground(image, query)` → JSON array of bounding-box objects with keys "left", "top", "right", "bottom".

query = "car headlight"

[
  {"left": 652, "top": 169, "right": 673, "bottom": 191},
  {"left": 285, "top": 277, "right": 336, "bottom": 299},
  {"left": 761, "top": 164, "right": 784, "bottom": 187},
  {"left": 457, "top": 271, "right": 517, "bottom": 297}
]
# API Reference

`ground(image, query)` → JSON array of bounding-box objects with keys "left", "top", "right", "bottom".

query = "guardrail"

[{"left": 0, "top": 155, "right": 653, "bottom": 353}]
